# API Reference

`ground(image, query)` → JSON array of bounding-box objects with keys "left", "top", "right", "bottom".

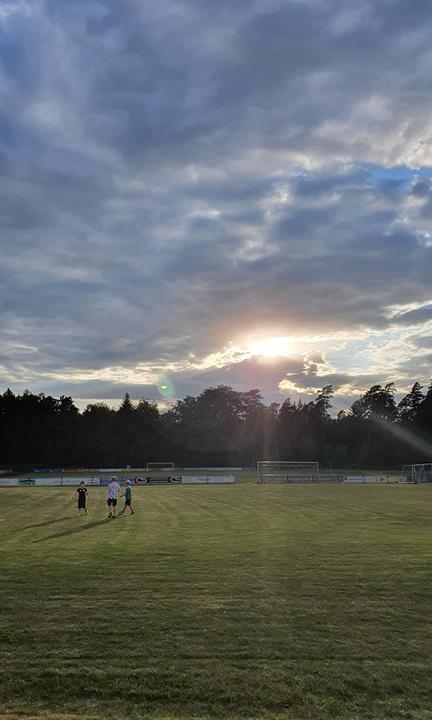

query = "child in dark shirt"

[{"left": 74, "top": 481, "right": 88, "bottom": 515}]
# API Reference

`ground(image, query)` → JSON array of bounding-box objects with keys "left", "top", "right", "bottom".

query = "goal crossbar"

[
  {"left": 146, "top": 461, "right": 175, "bottom": 471},
  {"left": 257, "top": 461, "right": 319, "bottom": 483}
]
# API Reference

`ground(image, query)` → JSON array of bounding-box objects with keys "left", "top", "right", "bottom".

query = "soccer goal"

[
  {"left": 145, "top": 461, "right": 175, "bottom": 471},
  {"left": 401, "top": 463, "right": 432, "bottom": 483},
  {"left": 256, "top": 461, "right": 320, "bottom": 483}
]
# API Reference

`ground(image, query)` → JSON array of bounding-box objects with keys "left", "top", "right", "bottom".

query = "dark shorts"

[
  {"left": 78, "top": 500, "right": 86, "bottom": 509},
  {"left": 124, "top": 499, "right": 131, "bottom": 506},
  {"left": 107, "top": 498, "right": 117, "bottom": 506}
]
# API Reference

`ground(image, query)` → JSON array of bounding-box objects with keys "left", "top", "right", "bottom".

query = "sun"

[{"left": 247, "top": 336, "right": 292, "bottom": 358}]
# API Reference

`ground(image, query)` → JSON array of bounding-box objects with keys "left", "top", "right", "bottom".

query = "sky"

[{"left": 1, "top": 0, "right": 432, "bottom": 412}]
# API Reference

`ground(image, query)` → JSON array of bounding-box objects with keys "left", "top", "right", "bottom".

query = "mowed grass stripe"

[{"left": 1, "top": 485, "right": 432, "bottom": 719}]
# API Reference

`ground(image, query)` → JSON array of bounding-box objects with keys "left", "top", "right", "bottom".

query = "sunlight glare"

[{"left": 247, "top": 336, "right": 292, "bottom": 358}]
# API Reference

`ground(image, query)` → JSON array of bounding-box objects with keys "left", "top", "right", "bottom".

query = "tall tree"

[
  {"left": 119, "top": 392, "right": 134, "bottom": 413},
  {"left": 352, "top": 384, "right": 397, "bottom": 422},
  {"left": 417, "top": 381, "right": 432, "bottom": 437},
  {"left": 398, "top": 382, "right": 424, "bottom": 424}
]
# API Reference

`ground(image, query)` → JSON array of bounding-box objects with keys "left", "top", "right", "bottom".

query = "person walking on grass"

[
  {"left": 107, "top": 476, "right": 121, "bottom": 519},
  {"left": 74, "top": 480, "right": 88, "bottom": 515},
  {"left": 119, "top": 480, "right": 135, "bottom": 515}
]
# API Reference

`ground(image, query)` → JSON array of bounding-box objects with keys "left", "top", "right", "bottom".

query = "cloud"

[
  {"left": 411, "top": 335, "right": 432, "bottom": 349},
  {"left": 392, "top": 305, "right": 432, "bottom": 326},
  {"left": 1, "top": 0, "right": 432, "bottom": 407}
]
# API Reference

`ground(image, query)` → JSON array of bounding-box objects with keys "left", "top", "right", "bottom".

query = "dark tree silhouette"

[{"left": 1, "top": 380, "right": 432, "bottom": 469}]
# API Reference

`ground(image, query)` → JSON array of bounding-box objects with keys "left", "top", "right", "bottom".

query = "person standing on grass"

[
  {"left": 119, "top": 480, "right": 135, "bottom": 515},
  {"left": 107, "top": 476, "right": 121, "bottom": 519},
  {"left": 74, "top": 480, "right": 88, "bottom": 515}
]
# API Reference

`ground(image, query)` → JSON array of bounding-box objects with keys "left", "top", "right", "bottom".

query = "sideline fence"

[{"left": 0, "top": 475, "right": 236, "bottom": 487}]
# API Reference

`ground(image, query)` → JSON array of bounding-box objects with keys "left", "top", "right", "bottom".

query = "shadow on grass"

[
  {"left": 34, "top": 518, "right": 111, "bottom": 542},
  {"left": 21, "top": 516, "right": 71, "bottom": 531}
]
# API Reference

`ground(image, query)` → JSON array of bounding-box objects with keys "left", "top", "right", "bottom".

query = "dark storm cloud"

[
  {"left": 1, "top": 354, "right": 321, "bottom": 407},
  {"left": 281, "top": 371, "right": 379, "bottom": 392},
  {"left": 393, "top": 306, "right": 432, "bottom": 326},
  {"left": 1, "top": 0, "right": 432, "bottom": 403},
  {"left": 411, "top": 181, "right": 432, "bottom": 198},
  {"left": 411, "top": 336, "right": 432, "bottom": 349},
  {"left": 58, "top": 354, "right": 336, "bottom": 407},
  {"left": 396, "top": 354, "right": 432, "bottom": 377}
]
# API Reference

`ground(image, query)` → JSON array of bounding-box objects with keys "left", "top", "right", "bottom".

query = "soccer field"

[{"left": 1, "top": 484, "right": 432, "bottom": 720}]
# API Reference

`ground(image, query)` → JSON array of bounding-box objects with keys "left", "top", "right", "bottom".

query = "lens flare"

[{"left": 156, "top": 374, "right": 174, "bottom": 400}]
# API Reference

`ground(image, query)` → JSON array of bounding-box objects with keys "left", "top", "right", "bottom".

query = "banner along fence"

[{"left": 0, "top": 475, "right": 236, "bottom": 486}]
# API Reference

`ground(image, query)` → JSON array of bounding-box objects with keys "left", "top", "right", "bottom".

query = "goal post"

[
  {"left": 145, "top": 462, "right": 175, "bottom": 471},
  {"left": 401, "top": 463, "right": 432, "bottom": 483},
  {"left": 257, "top": 461, "right": 320, "bottom": 483}
]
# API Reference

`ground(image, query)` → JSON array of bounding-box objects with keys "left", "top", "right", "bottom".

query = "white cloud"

[
  {"left": 1, "top": 0, "right": 432, "bottom": 408},
  {"left": 0, "top": 0, "right": 33, "bottom": 21}
]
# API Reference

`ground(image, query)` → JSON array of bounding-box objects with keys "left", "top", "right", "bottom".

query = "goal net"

[
  {"left": 257, "top": 461, "right": 320, "bottom": 483},
  {"left": 146, "top": 462, "right": 175, "bottom": 471},
  {"left": 401, "top": 463, "right": 432, "bottom": 482}
]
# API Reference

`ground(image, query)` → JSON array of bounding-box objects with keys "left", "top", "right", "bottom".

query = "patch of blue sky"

[
  {"left": 327, "top": 346, "right": 372, "bottom": 373},
  {"left": 356, "top": 162, "right": 432, "bottom": 192},
  {"left": 326, "top": 330, "right": 406, "bottom": 373}
]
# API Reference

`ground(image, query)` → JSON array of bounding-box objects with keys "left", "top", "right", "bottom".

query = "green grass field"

[{"left": 1, "top": 484, "right": 432, "bottom": 720}]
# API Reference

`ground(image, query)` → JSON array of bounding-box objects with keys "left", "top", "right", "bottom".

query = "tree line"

[{"left": 1, "top": 381, "right": 432, "bottom": 470}]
